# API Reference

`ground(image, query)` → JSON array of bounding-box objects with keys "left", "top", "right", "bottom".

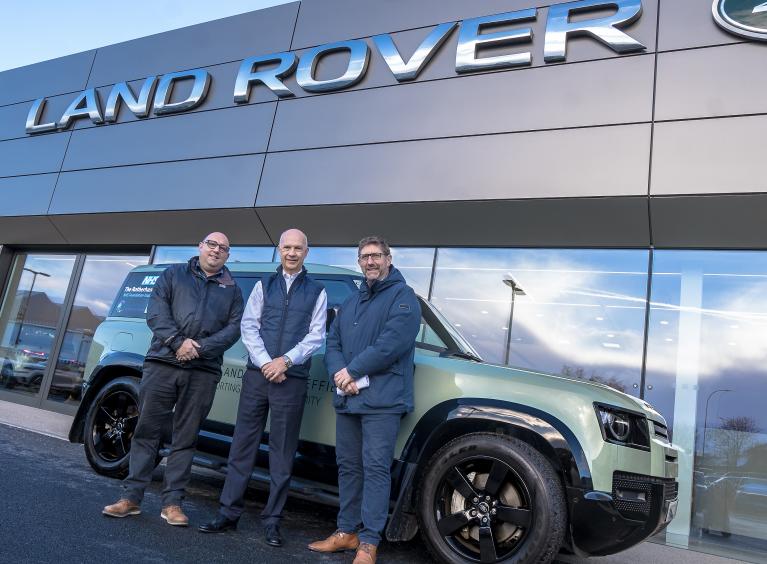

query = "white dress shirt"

[{"left": 241, "top": 271, "right": 328, "bottom": 369}]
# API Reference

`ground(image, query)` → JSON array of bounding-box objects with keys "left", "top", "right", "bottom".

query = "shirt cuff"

[{"left": 254, "top": 352, "right": 273, "bottom": 368}]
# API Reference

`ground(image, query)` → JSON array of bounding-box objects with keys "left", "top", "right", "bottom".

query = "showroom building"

[{"left": 1, "top": 0, "right": 767, "bottom": 560}]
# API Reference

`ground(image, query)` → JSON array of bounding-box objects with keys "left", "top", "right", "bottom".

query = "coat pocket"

[{"left": 360, "top": 371, "right": 404, "bottom": 410}]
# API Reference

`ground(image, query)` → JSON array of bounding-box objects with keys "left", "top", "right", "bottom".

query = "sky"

[{"left": 0, "top": 0, "right": 293, "bottom": 72}]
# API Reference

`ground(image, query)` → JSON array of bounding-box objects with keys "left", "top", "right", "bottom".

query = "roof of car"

[{"left": 133, "top": 261, "right": 362, "bottom": 277}]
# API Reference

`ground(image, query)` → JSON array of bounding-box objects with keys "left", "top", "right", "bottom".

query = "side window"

[
  {"left": 233, "top": 276, "right": 261, "bottom": 302},
  {"left": 109, "top": 272, "right": 163, "bottom": 318},
  {"left": 319, "top": 279, "right": 357, "bottom": 308},
  {"left": 416, "top": 315, "right": 448, "bottom": 350}
]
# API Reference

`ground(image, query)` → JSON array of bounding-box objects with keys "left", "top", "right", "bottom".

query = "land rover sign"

[{"left": 713, "top": 0, "right": 767, "bottom": 40}]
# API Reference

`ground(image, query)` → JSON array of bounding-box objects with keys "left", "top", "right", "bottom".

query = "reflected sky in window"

[
  {"left": 431, "top": 248, "right": 649, "bottom": 394},
  {"left": 153, "top": 246, "right": 274, "bottom": 264}
]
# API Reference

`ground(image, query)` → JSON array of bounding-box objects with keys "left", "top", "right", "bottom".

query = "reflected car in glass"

[{"left": 68, "top": 262, "right": 680, "bottom": 563}]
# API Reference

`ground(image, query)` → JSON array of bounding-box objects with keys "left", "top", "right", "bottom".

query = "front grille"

[
  {"left": 653, "top": 421, "right": 669, "bottom": 441},
  {"left": 612, "top": 472, "right": 677, "bottom": 517}
]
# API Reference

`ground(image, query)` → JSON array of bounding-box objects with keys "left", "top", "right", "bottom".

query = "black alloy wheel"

[
  {"left": 84, "top": 376, "right": 141, "bottom": 478},
  {"left": 418, "top": 433, "right": 566, "bottom": 564}
]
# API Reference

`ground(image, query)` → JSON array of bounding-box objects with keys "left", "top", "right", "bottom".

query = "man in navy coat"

[{"left": 308, "top": 235, "right": 420, "bottom": 564}]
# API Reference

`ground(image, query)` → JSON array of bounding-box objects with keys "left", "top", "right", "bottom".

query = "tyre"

[
  {"left": 83, "top": 376, "right": 142, "bottom": 479},
  {"left": 417, "top": 433, "right": 566, "bottom": 564}
]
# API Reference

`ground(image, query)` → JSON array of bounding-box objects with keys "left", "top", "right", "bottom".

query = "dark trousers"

[
  {"left": 335, "top": 412, "right": 401, "bottom": 546},
  {"left": 123, "top": 360, "right": 218, "bottom": 507},
  {"left": 219, "top": 368, "right": 307, "bottom": 525}
]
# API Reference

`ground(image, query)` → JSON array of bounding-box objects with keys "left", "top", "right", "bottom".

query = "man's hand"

[
  {"left": 261, "top": 358, "right": 288, "bottom": 382},
  {"left": 334, "top": 367, "right": 359, "bottom": 395},
  {"left": 176, "top": 338, "right": 200, "bottom": 362}
]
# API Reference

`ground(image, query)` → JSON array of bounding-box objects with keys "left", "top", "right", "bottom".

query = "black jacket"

[{"left": 145, "top": 257, "right": 244, "bottom": 374}]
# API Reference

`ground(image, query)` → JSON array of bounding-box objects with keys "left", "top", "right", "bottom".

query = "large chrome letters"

[{"left": 26, "top": 0, "right": 646, "bottom": 134}]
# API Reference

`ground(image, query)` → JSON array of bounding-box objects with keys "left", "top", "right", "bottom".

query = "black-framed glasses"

[
  {"left": 202, "top": 240, "right": 230, "bottom": 254},
  {"left": 358, "top": 252, "right": 388, "bottom": 262}
]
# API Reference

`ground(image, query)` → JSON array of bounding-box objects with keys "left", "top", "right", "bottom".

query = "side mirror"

[{"left": 326, "top": 307, "right": 338, "bottom": 331}]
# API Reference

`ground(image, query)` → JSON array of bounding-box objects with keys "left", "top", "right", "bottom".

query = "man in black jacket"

[{"left": 103, "top": 232, "right": 244, "bottom": 526}]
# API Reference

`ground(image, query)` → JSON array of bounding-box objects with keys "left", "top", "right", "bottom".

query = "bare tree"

[
  {"left": 711, "top": 416, "right": 760, "bottom": 468},
  {"left": 560, "top": 364, "right": 626, "bottom": 393}
]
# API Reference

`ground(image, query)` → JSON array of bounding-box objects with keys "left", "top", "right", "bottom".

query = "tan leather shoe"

[
  {"left": 352, "top": 543, "right": 377, "bottom": 564},
  {"left": 161, "top": 505, "right": 189, "bottom": 526},
  {"left": 102, "top": 499, "right": 141, "bottom": 518},
  {"left": 307, "top": 530, "right": 360, "bottom": 553}
]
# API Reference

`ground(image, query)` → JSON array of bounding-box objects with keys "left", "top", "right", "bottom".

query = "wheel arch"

[
  {"left": 68, "top": 352, "right": 144, "bottom": 443},
  {"left": 386, "top": 398, "right": 592, "bottom": 542}
]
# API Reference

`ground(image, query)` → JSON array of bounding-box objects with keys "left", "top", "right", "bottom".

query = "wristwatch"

[{"left": 282, "top": 355, "right": 293, "bottom": 368}]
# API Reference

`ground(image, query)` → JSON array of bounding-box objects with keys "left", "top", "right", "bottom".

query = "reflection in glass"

[
  {"left": 153, "top": 246, "right": 273, "bottom": 264},
  {"left": 47, "top": 255, "right": 149, "bottom": 404},
  {"left": 308, "top": 247, "right": 435, "bottom": 297},
  {"left": 0, "top": 254, "right": 76, "bottom": 398},
  {"left": 644, "top": 251, "right": 767, "bottom": 562},
  {"left": 430, "top": 248, "right": 649, "bottom": 394}
]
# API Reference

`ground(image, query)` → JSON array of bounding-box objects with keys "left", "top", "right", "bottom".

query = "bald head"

[
  {"left": 278, "top": 228, "right": 309, "bottom": 275},
  {"left": 198, "top": 231, "right": 231, "bottom": 276},
  {"left": 279, "top": 229, "right": 307, "bottom": 248}
]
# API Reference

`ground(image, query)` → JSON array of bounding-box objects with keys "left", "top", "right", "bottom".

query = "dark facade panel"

[
  {"left": 255, "top": 197, "right": 650, "bottom": 247},
  {"left": 50, "top": 208, "right": 272, "bottom": 245},
  {"left": 0, "top": 51, "right": 95, "bottom": 107},
  {"left": 49, "top": 155, "right": 264, "bottom": 215},
  {"left": 655, "top": 43, "right": 767, "bottom": 121},
  {"left": 292, "top": 0, "right": 657, "bottom": 53},
  {"left": 259, "top": 124, "right": 651, "bottom": 206},
  {"left": 658, "top": 0, "right": 740, "bottom": 51},
  {"left": 0, "top": 174, "right": 58, "bottom": 216},
  {"left": 270, "top": 55, "right": 654, "bottom": 151},
  {"left": 651, "top": 116, "right": 767, "bottom": 196},
  {"left": 652, "top": 194, "right": 767, "bottom": 249},
  {"left": 63, "top": 103, "right": 276, "bottom": 170},
  {"left": 0, "top": 134, "right": 69, "bottom": 178},
  {"left": 87, "top": 3, "right": 300, "bottom": 88},
  {"left": 0, "top": 216, "right": 66, "bottom": 244}
]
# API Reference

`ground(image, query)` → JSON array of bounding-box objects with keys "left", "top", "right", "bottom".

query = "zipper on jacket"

[{"left": 276, "top": 273, "right": 302, "bottom": 355}]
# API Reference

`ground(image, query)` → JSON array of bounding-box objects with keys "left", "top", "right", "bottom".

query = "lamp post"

[
  {"left": 701, "top": 388, "right": 733, "bottom": 463},
  {"left": 503, "top": 275, "right": 526, "bottom": 366},
  {"left": 14, "top": 267, "right": 51, "bottom": 346}
]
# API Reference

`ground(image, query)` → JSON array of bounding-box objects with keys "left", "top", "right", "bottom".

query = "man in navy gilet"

[{"left": 199, "top": 228, "right": 327, "bottom": 547}]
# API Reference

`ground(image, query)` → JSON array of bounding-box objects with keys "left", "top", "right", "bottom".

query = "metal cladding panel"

[
  {"left": 0, "top": 134, "right": 69, "bottom": 178},
  {"left": 87, "top": 3, "right": 300, "bottom": 87},
  {"left": 50, "top": 208, "right": 272, "bottom": 245},
  {"left": 655, "top": 43, "right": 767, "bottom": 121},
  {"left": 651, "top": 116, "right": 767, "bottom": 195},
  {"left": 652, "top": 194, "right": 767, "bottom": 248},
  {"left": 0, "top": 216, "right": 66, "bottom": 244},
  {"left": 63, "top": 103, "right": 276, "bottom": 170},
  {"left": 49, "top": 155, "right": 264, "bottom": 215},
  {"left": 258, "top": 124, "right": 651, "bottom": 206},
  {"left": 0, "top": 51, "right": 95, "bottom": 107},
  {"left": 0, "top": 93, "right": 76, "bottom": 141},
  {"left": 292, "top": 0, "right": 657, "bottom": 53},
  {"left": 658, "top": 0, "right": 740, "bottom": 51},
  {"left": 256, "top": 197, "right": 650, "bottom": 247},
  {"left": 270, "top": 55, "right": 654, "bottom": 151},
  {"left": 0, "top": 174, "right": 58, "bottom": 216}
]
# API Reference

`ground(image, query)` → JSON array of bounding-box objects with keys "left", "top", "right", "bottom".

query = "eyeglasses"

[
  {"left": 358, "top": 252, "right": 388, "bottom": 262},
  {"left": 202, "top": 239, "right": 230, "bottom": 254}
]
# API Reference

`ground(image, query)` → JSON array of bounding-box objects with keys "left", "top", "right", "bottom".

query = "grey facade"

[{"left": 0, "top": 0, "right": 761, "bottom": 250}]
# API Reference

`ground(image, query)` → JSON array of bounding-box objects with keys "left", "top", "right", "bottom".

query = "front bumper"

[{"left": 568, "top": 472, "right": 679, "bottom": 557}]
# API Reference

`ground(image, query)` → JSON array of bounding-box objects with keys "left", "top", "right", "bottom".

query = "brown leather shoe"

[
  {"left": 307, "top": 530, "right": 360, "bottom": 553},
  {"left": 161, "top": 505, "right": 189, "bottom": 526},
  {"left": 102, "top": 499, "right": 141, "bottom": 518},
  {"left": 353, "top": 543, "right": 377, "bottom": 564}
]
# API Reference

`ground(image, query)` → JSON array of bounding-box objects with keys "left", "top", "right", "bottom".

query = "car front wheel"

[
  {"left": 417, "top": 433, "right": 566, "bottom": 564},
  {"left": 83, "top": 376, "right": 142, "bottom": 479}
]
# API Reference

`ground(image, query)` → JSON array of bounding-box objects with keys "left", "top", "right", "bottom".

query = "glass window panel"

[
  {"left": 309, "top": 247, "right": 435, "bottom": 297},
  {"left": 645, "top": 251, "right": 767, "bottom": 561},
  {"left": 0, "top": 254, "right": 77, "bottom": 398},
  {"left": 430, "top": 248, "right": 649, "bottom": 394},
  {"left": 153, "top": 246, "right": 273, "bottom": 264},
  {"left": 48, "top": 255, "right": 149, "bottom": 404}
]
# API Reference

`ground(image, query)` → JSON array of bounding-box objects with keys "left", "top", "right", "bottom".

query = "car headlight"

[{"left": 594, "top": 403, "right": 650, "bottom": 450}]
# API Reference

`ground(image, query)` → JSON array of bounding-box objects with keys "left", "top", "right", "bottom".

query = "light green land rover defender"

[{"left": 69, "top": 262, "right": 679, "bottom": 564}]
